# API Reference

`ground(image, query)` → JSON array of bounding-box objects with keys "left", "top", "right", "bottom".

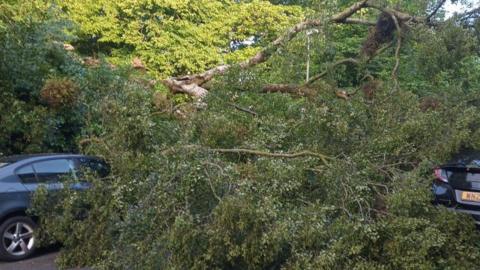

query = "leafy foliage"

[
  {"left": 59, "top": 0, "right": 304, "bottom": 77},
  {"left": 32, "top": 76, "right": 480, "bottom": 269},
  {"left": 0, "top": 2, "right": 82, "bottom": 154}
]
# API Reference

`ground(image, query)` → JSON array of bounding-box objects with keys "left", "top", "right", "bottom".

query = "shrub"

[{"left": 40, "top": 78, "right": 79, "bottom": 108}]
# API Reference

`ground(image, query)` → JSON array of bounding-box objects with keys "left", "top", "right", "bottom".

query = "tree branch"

[
  {"left": 367, "top": 41, "right": 394, "bottom": 61},
  {"left": 306, "top": 58, "right": 360, "bottom": 86},
  {"left": 161, "top": 0, "right": 425, "bottom": 98},
  {"left": 162, "top": 78, "right": 210, "bottom": 98},
  {"left": 426, "top": 0, "right": 447, "bottom": 22},
  {"left": 161, "top": 145, "right": 332, "bottom": 165},
  {"left": 211, "top": 148, "right": 332, "bottom": 164},
  {"left": 459, "top": 7, "right": 480, "bottom": 24},
  {"left": 161, "top": 0, "right": 372, "bottom": 98},
  {"left": 262, "top": 58, "right": 359, "bottom": 95},
  {"left": 330, "top": 0, "right": 369, "bottom": 23},
  {"left": 343, "top": 18, "right": 377, "bottom": 26},
  {"left": 388, "top": 12, "right": 402, "bottom": 90},
  {"left": 365, "top": 2, "right": 424, "bottom": 23},
  {"left": 228, "top": 102, "right": 258, "bottom": 116}
]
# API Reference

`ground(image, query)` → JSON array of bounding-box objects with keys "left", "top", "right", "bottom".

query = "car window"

[
  {"left": 467, "top": 173, "right": 480, "bottom": 182},
  {"left": 32, "top": 159, "right": 74, "bottom": 183},
  {"left": 76, "top": 158, "right": 110, "bottom": 179},
  {"left": 16, "top": 165, "right": 36, "bottom": 183},
  {"left": 78, "top": 158, "right": 110, "bottom": 178}
]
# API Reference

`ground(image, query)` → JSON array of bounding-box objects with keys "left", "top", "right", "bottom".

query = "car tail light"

[{"left": 434, "top": 168, "right": 448, "bottom": 183}]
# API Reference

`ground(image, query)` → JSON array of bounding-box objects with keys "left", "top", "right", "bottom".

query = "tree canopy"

[{"left": 59, "top": 0, "right": 304, "bottom": 77}]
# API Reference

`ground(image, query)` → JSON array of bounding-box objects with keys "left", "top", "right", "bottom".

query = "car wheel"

[{"left": 0, "top": 216, "right": 36, "bottom": 261}]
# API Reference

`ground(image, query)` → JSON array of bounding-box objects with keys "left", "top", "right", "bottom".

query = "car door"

[
  {"left": 19, "top": 158, "right": 76, "bottom": 193},
  {"left": 0, "top": 166, "right": 32, "bottom": 215}
]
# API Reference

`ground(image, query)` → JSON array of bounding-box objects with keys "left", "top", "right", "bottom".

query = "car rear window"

[{"left": 467, "top": 172, "right": 480, "bottom": 182}]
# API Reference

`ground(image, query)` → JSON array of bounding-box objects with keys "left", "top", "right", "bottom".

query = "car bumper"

[
  {"left": 433, "top": 181, "right": 480, "bottom": 224},
  {"left": 432, "top": 181, "right": 456, "bottom": 206}
]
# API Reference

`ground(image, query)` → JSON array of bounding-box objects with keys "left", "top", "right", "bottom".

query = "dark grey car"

[
  {"left": 0, "top": 154, "right": 108, "bottom": 261},
  {"left": 432, "top": 150, "right": 480, "bottom": 225}
]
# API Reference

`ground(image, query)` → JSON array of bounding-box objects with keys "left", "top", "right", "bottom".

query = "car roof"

[
  {"left": 0, "top": 153, "right": 90, "bottom": 165},
  {"left": 0, "top": 153, "right": 63, "bottom": 163}
]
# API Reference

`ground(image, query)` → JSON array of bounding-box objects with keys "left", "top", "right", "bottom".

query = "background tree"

[{"left": 59, "top": 0, "right": 304, "bottom": 78}]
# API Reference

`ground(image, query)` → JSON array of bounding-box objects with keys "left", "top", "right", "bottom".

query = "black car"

[
  {"left": 0, "top": 154, "right": 108, "bottom": 261},
  {"left": 433, "top": 151, "right": 480, "bottom": 224}
]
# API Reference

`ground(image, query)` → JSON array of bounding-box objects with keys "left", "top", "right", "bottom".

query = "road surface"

[
  {"left": 0, "top": 247, "right": 59, "bottom": 270},
  {"left": 0, "top": 246, "right": 88, "bottom": 270}
]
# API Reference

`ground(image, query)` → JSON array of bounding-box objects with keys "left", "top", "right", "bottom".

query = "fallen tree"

[{"left": 13, "top": 1, "right": 480, "bottom": 268}]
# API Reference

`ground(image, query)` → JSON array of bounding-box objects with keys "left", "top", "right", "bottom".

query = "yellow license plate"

[{"left": 461, "top": 191, "right": 480, "bottom": 202}]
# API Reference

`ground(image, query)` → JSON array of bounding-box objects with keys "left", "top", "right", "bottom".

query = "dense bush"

[{"left": 0, "top": 2, "right": 81, "bottom": 154}]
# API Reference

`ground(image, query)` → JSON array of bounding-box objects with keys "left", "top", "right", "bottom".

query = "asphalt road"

[{"left": 0, "top": 246, "right": 88, "bottom": 270}]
